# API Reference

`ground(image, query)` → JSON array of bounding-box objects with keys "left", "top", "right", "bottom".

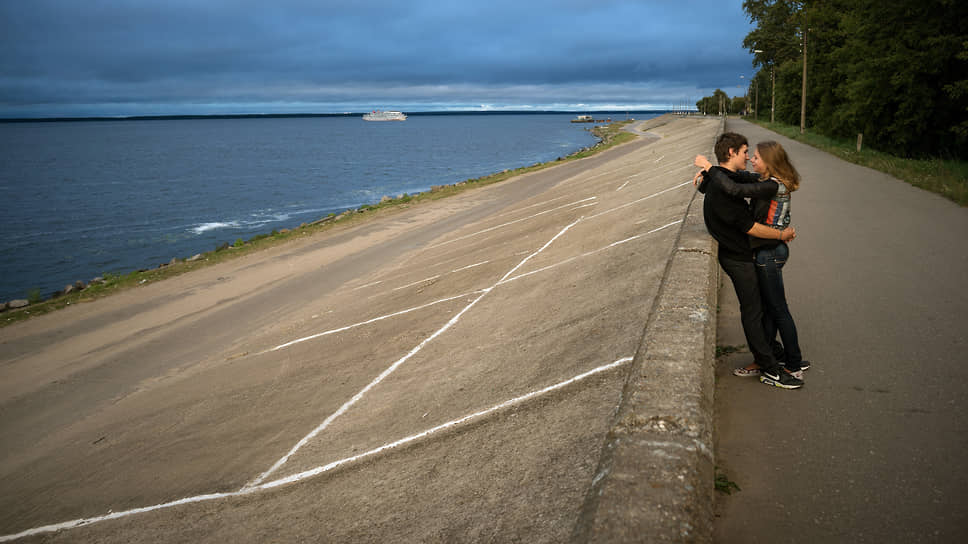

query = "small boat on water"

[{"left": 363, "top": 110, "right": 407, "bottom": 121}]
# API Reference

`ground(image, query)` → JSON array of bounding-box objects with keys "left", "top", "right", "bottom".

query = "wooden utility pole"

[{"left": 800, "top": 25, "right": 808, "bottom": 134}]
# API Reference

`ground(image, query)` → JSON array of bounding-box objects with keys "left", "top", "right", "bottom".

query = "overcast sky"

[{"left": 0, "top": 0, "right": 756, "bottom": 117}]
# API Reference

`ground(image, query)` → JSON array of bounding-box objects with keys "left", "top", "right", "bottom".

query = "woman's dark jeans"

[{"left": 755, "top": 242, "right": 803, "bottom": 370}]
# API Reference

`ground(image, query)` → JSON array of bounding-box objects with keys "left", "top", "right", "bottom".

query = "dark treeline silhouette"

[{"left": 740, "top": 0, "right": 967, "bottom": 159}]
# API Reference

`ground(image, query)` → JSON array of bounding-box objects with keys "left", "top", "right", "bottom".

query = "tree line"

[{"left": 700, "top": 0, "right": 967, "bottom": 159}]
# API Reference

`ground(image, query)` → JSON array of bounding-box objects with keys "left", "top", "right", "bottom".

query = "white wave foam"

[{"left": 191, "top": 221, "right": 240, "bottom": 235}]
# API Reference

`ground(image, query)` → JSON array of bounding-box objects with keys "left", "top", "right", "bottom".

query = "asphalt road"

[
  {"left": 0, "top": 115, "right": 718, "bottom": 542},
  {"left": 713, "top": 119, "right": 968, "bottom": 542}
]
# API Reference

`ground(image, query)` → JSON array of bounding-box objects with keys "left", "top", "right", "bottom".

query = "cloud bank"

[{"left": 0, "top": 0, "right": 756, "bottom": 116}]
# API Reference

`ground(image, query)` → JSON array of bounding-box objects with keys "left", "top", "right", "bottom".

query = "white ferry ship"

[{"left": 362, "top": 110, "right": 407, "bottom": 121}]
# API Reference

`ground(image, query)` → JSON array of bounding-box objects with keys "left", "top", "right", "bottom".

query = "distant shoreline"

[
  {"left": 0, "top": 110, "right": 672, "bottom": 124},
  {"left": 1, "top": 117, "right": 645, "bottom": 323}
]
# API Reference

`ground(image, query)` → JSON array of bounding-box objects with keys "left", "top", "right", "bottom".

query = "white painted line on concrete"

[
  {"left": 262, "top": 290, "right": 486, "bottom": 354},
  {"left": 247, "top": 217, "right": 583, "bottom": 488},
  {"left": 267, "top": 187, "right": 685, "bottom": 356},
  {"left": 593, "top": 162, "right": 692, "bottom": 198},
  {"left": 654, "top": 155, "right": 665, "bottom": 163},
  {"left": 248, "top": 292, "right": 494, "bottom": 487},
  {"left": 451, "top": 260, "right": 490, "bottom": 273},
  {"left": 264, "top": 218, "right": 676, "bottom": 357},
  {"left": 258, "top": 355, "right": 632, "bottom": 490},
  {"left": 0, "top": 491, "right": 245, "bottom": 543},
  {"left": 621, "top": 161, "right": 692, "bottom": 185},
  {"left": 492, "top": 194, "right": 571, "bottom": 219},
  {"left": 0, "top": 355, "right": 632, "bottom": 543},
  {"left": 613, "top": 163, "right": 688, "bottom": 192},
  {"left": 635, "top": 215, "right": 681, "bottom": 225},
  {"left": 380, "top": 260, "right": 490, "bottom": 297},
  {"left": 350, "top": 280, "right": 383, "bottom": 291},
  {"left": 586, "top": 180, "right": 693, "bottom": 221},
  {"left": 498, "top": 216, "right": 581, "bottom": 284},
  {"left": 558, "top": 163, "right": 641, "bottom": 186},
  {"left": 498, "top": 220, "right": 682, "bottom": 285},
  {"left": 426, "top": 198, "right": 594, "bottom": 250},
  {"left": 392, "top": 274, "right": 441, "bottom": 291}
]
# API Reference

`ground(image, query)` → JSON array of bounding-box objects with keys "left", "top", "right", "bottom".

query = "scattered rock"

[
  {"left": 63, "top": 284, "right": 75, "bottom": 295},
  {"left": 279, "top": 228, "right": 290, "bottom": 234},
  {"left": 169, "top": 257, "right": 180, "bottom": 266},
  {"left": 380, "top": 195, "right": 392, "bottom": 203},
  {"left": 188, "top": 254, "right": 203, "bottom": 262},
  {"left": 8, "top": 299, "right": 29, "bottom": 309},
  {"left": 91, "top": 276, "right": 105, "bottom": 284},
  {"left": 0, "top": 301, "right": 7, "bottom": 312},
  {"left": 74, "top": 280, "right": 86, "bottom": 291}
]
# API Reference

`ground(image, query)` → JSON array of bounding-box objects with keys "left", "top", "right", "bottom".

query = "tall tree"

[
  {"left": 828, "top": 0, "right": 968, "bottom": 155},
  {"left": 695, "top": 89, "right": 734, "bottom": 115},
  {"left": 743, "top": 0, "right": 968, "bottom": 157},
  {"left": 743, "top": 0, "right": 804, "bottom": 124}
]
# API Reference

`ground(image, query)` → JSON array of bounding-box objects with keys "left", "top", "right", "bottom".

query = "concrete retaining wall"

[{"left": 572, "top": 116, "right": 723, "bottom": 543}]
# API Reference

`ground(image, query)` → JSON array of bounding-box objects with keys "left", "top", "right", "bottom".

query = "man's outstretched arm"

[{"left": 748, "top": 222, "right": 795, "bottom": 242}]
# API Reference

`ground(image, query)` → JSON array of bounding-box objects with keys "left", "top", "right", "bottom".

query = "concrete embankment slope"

[{"left": 0, "top": 115, "right": 722, "bottom": 543}]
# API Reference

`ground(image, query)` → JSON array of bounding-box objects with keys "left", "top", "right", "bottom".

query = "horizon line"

[{"left": 0, "top": 108, "right": 701, "bottom": 123}]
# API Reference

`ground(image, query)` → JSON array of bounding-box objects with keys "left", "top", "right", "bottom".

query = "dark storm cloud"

[{"left": 0, "top": 0, "right": 755, "bottom": 116}]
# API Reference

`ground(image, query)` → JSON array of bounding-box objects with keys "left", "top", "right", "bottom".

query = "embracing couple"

[{"left": 694, "top": 132, "right": 810, "bottom": 390}]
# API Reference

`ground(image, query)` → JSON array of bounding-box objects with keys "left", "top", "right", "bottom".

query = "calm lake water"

[{"left": 0, "top": 112, "right": 658, "bottom": 302}]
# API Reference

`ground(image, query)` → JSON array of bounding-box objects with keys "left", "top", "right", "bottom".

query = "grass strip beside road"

[
  {"left": 2, "top": 121, "right": 638, "bottom": 327},
  {"left": 747, "top": 118, "right": 968, "bottom": 207}
]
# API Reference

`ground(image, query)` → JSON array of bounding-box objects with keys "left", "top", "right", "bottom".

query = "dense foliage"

[
  {"left": 696, "top": 89, "right": 735, "bottom": 115},
  {"left": 740, "top": 0, "right": 968, "bottom": 158}
]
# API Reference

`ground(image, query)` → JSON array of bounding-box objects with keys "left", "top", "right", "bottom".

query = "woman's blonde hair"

[{"left": 756, "top": 141, "right": 800, "bottom": 191}]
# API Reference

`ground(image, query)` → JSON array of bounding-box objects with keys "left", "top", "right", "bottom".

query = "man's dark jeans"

[
  {"left": 718, "top": 254, "right": 780, "bottom": 374},
  {"left": 755, "top": 242, "right": 803, "bottom": 371}
]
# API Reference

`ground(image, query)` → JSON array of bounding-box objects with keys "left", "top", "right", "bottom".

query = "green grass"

[
  {"left": 2, "top": 119, "right": 642, "bottom": 328},
  {"left": 748, "top": 118, "right": 968, "bottom": 206},
  {"left": 716, "top": 344, "right": 746, "bottom": 358},
  {"left": 715, "top": 470, "right": 741, "bottom": 495}
]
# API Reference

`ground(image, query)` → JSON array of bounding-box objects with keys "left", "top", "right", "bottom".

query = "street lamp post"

[
  {"left": 754, "top": 49, "right": 774, "bottom": 123},
  {"left": 800, "top": 27, "right": 808, "bottom": 134},
  {"left": 771, "top": 63, "right": 775, "bottom": 123},
  {"left": 740, "top": 75, "right": 745, "bottom": 116},
  {"left": 754, "top": 77, "right": 759, "bottom": 120}
]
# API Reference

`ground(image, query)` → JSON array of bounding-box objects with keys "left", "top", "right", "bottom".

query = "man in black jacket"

[{"left": 695, "top": 132, "right": 803, "bottom": 389}]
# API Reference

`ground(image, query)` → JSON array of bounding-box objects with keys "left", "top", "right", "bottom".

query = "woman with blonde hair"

[{"left": 739, "top": 140, "right": 809, "bottom": 379}]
